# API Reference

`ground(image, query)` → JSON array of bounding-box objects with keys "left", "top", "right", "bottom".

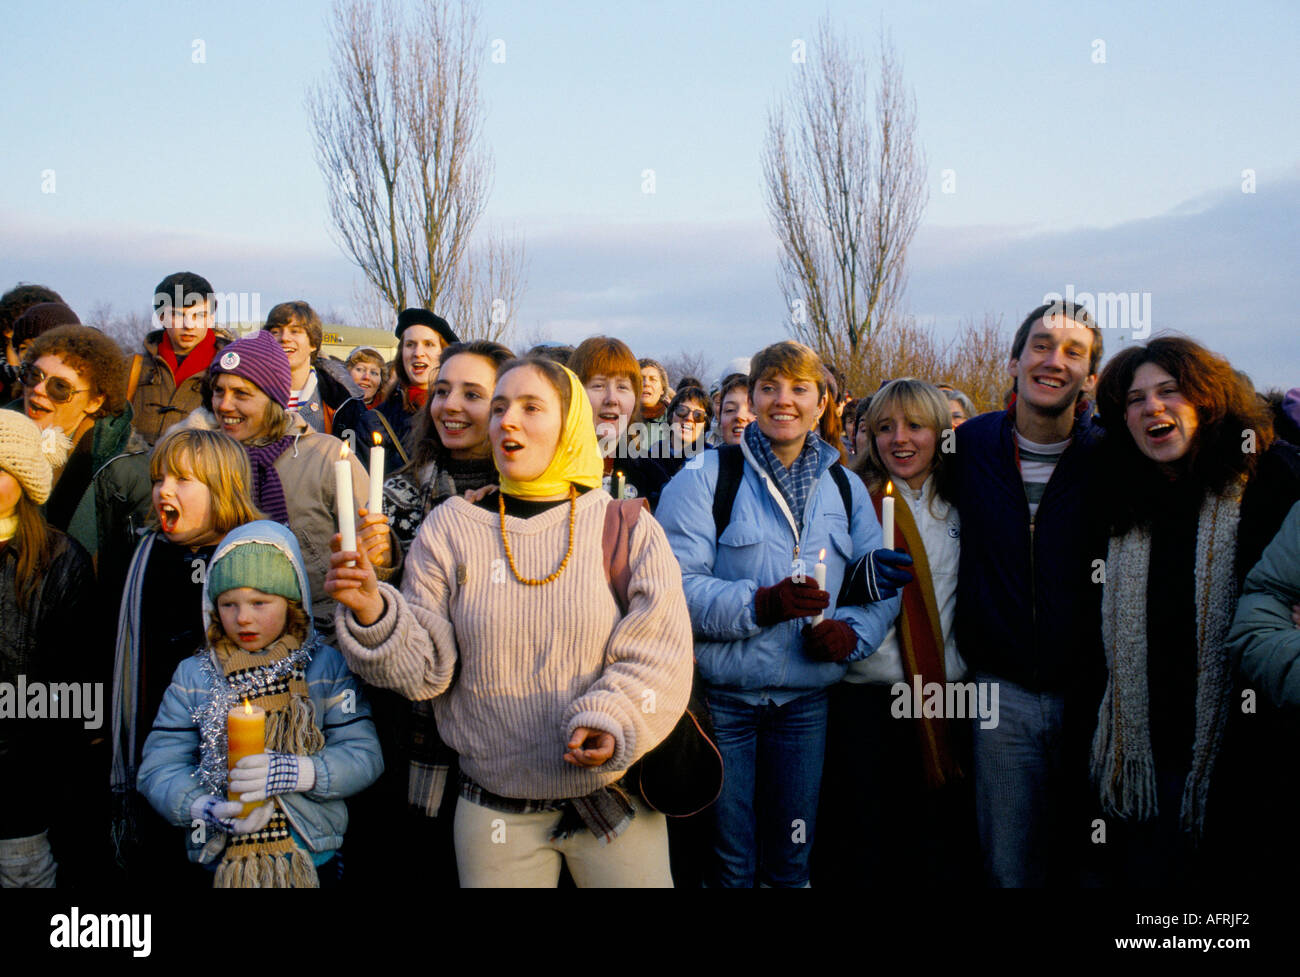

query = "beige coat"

[{"left": 130, "top": 329, "right": 232, "bottom": 445}]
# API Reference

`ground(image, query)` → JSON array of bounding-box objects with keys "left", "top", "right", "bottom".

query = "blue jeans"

[
  {"left": 972, "top": 671, "right": 1065, "bottom": 887},
  {"left": 706, "top": 689, "right": 829, "bottom": 888}
]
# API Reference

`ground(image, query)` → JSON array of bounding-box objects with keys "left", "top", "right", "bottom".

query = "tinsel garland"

[{"left": 191, "top": 636, "right": 320, "bottom": 797}]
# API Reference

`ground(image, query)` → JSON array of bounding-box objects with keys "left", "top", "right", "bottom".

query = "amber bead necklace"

[{"left": 498, "top": 484, "right": 577, "bottom": 586}]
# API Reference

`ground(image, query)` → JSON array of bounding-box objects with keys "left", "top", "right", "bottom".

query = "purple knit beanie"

[{"left": 209, "top": 330, "right": 292, "bottom": 407}]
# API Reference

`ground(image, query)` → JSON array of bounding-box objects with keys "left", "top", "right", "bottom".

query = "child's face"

[
  {"left": 153, "top": 470, "right": 218, "bottom": 547},
  {"left": 217, "top": 588, "right": 289, "bottom": 652}
]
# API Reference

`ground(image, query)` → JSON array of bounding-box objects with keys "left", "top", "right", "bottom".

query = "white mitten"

[{"left": 229, "top": 751, "right": 316, "bottom": 801}]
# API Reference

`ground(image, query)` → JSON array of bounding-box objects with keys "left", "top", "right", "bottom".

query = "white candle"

[
  {"left": 613, "top": 470, "right": 624, "bottom": 500},
  {"left": 811, "top": 548, "right": 827, "bottom": 626},
  {"left": 881, "top": 481, "right": 895, "bottom": 549},
  {"left": 335, "top": 444, "right": 357, "bottom": 565},
  {"left": 368, "top": 432, "right": 384, "bottom": 516}
]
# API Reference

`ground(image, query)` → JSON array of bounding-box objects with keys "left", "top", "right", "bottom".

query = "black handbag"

[{"left": 602, "top": 500, "right": 724, "bottom": 817}]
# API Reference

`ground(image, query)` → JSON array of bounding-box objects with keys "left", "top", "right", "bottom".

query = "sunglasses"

[
  {"left": 674, "top": 406, "right": 708, "bottom": 423},
  {"left": 19, "top": 362, "right": 90, "bottom": 404}
]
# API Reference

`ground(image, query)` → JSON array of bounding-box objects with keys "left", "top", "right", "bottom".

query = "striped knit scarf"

[
  {"left": 244, "top": 436, "right": 294, "bottom": 526},
  {"left": 1090, "top": 486, "right": 1241, "bottom": 843},
  {"left": 201, "top": 633, "right": 325, "bottom": 887},
  {"left": 744, "top": 422, "right": 822, "bottom": 528}
]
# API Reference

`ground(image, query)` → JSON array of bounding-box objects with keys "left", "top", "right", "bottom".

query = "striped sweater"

[{"left": 334, "top": 489, "right": 694, "bottom": 801}]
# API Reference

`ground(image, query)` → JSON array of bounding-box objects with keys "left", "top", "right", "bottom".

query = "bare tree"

[
  {"left": 762, "top": 20, "right": 927, "bottom": 395},
  {"left": 660, "top": 350, "right": 715, "bottom": 391},
  {"left": 85, "top": 301, "right": 153, "bottom": 353},
  {"left": 307, "top": 0, "right": 525, "bottom": 341}
]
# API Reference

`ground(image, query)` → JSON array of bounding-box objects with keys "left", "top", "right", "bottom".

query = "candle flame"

[
  {"left": 884, "top": 480, "right": 894, "bottom": 496},
  {"left": 372, "top": 431, "right": 382, "bottom": 446},
  {"left": 243, "top": 699, "right": 252, "bottom": 715},
  {"left": 818, "top": 548, "right": 826, "bottom": 561},
  {"left": 340, "top": 443, "right": 350, "bottom": 460}
]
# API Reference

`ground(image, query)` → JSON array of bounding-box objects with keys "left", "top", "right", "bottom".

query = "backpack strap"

[
  {"left": 712, "top": 444, "right": 744, "bottom": 541},
  {"left": 601, "top": 497, "right": 650, "bottom": 613},
  {"left": 126, "top": 354, "right": 143, "bottom": 403},
  {"left": 828, "top": 463, "right": 853, "bottom": 534},
  {"left": 370, "top": 408, "right": 410, "bottom": 466}
]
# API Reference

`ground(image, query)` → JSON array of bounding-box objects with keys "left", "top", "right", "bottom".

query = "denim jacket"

[
  {"left": 656, "top": 433, "right": 899, "bottom": 704},
  {"left": 136, "top": 520, "right": 383, "bottom": 861}
]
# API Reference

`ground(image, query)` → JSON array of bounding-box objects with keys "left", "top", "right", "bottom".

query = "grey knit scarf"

[{"left": 1090, "top": 485, "right": 1242, "bottom": 842}]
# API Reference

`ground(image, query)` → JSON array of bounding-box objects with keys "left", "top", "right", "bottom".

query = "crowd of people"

[{"left": 2, "top": 272, "right": 1299, "bottom": 889}]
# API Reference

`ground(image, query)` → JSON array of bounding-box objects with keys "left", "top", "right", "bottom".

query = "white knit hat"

[{"left": 0, "top": 410, "right": 65, "bottom": 505}]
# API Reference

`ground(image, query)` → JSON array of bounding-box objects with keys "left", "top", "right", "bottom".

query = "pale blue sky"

[{"left": 2, "top": 0, "right": 1297, "bottom": 387}]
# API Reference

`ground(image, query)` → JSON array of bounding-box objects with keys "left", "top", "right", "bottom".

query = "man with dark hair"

[
  {"left": 131, "top": 271, "right": 230, "bottom": 445},
  {"left": 951, "top": 299, "right": 1106, "bottom": 887}
]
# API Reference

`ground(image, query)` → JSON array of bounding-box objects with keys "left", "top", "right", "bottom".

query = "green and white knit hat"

[{"left": 207, "top": 540, "right": 301, "bottom": 602}]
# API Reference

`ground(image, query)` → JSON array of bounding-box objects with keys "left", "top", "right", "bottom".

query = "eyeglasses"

[
  {"left": 19, "top": 362, "right": 90, "bottom": 404},
  {"left": 674, "top": 406, "right": 708, "bottom": 423}
]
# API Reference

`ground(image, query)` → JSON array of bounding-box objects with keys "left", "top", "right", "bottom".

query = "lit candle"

[
  {"left": 881, "top": 481, "right": 895, "bottom": 549},
  {"left": 811, "top": 548, "right": 827, "bottom": 626},
  {"left": 368, "top": 431, "right": 384, "bottom": 516},
  {"left": 613, "top": 470, "right": 624, "bottom": 500},
  {"left": 335, "top": 443, "right": 357, "bottom": 566},
  {"left": 228, "top": 700, "right": 266, "bottom": 817}
]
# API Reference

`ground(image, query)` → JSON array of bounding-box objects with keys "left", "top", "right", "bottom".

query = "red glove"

[
  {"left": 802, "top": 619, "right": 858, "bottom": 663},
  {"left": 754, "top": 577, "right": 830, "bottom": 627}
]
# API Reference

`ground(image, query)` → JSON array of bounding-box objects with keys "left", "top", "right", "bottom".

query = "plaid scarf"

[
  {"left": 200, "top": 632, "right": 325, "bottom": 887},
  {"left": 459, "top": 773, "right": 636, "bottom": 845},
  {"left": 244, "top": 436, "right": 294, "bottom": 525},
  {"left": 744, "top": 422, "right": 824, "bottom": 528}
]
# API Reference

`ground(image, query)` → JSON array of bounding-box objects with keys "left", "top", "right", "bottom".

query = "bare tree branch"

[
  {"left": 307, "top": 0, "right": 524, "bottom": 337},
  {"left": 762, "top": 20, "right": 927, "bottom": 396}
]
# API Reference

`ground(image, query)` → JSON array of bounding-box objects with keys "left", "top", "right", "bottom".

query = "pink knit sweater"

[{"left": 335, "top": 490, "right": 693, "bottom": 800}]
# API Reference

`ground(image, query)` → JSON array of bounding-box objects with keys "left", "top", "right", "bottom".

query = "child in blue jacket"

[{"left": 138, "top": 519, "right": 382, "bottom": 887}]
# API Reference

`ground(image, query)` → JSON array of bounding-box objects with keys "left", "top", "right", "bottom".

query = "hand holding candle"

[
  {"left": 811, "top": 548, "right": 827, "bottom": 626},
  {"left": 335, "top": 443, "right": 357, "bottom": 566},
  {"left": 227, "top": 700, "right": 266, "bottom": 817}
]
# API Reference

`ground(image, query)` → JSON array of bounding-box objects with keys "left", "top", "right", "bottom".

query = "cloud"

[{"left": 3, "top": 176, "right": 1296, "bottom": 390}]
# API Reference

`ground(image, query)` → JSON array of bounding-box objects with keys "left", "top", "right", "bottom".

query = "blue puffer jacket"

[
  {"left": 656, "top": 435, "right": 898, "bottom": 702},
  {"left": 137, "top": 520, "right": 383, "bottom": 862},
  {"left": 952, "top": 407, "right": 1106, "bottom": 693},
  {"left": 1228, "top": 499, "right": 1300, "bottom": 709}
]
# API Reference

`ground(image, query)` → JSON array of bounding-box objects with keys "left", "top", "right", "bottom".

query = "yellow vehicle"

[{"left": 319, "top": 325, "right": 398, "bottom": 363}]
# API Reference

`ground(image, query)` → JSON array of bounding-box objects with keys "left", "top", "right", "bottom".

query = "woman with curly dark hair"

[{"left": 1089, "top": 334, "right": 1300, "bottom": 886}]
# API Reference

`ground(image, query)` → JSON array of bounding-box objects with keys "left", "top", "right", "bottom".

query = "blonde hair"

[
  {"left": 150, "top": 428, "right": 264, "bottom": 533},
  {"left": 856, "top": 378, "right": 955, "bottom": 513}
]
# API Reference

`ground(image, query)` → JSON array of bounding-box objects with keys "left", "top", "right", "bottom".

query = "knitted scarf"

[
  {"left": 871, "top": 488, "right": 961, "bottom": 789},
  {"left": 244, "top": 436, "right": 293, "bottom": 526},
  {"left": 744, "top": 422, "right": 822, "bottom": 528},
  {"left": 197, "top": 632, "right": 325, "bottom": 887},
  {"left": 1090, "top": 486, "right": 1241, "bottom": 843}
]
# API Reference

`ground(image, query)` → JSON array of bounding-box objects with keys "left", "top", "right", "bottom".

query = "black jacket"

[
  {"left": 0, "top": 530, "right": 96, "bottom": 837},
  {"left": 952, "top": 408, "right": 1107, "bottom": 694}
]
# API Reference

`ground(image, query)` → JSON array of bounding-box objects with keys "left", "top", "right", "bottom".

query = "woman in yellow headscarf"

[{"left": 325, "top": 356, "right": 694, "bottom": 887}]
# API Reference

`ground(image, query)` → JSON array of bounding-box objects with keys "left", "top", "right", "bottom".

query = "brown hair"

[
  {"left": 265, "top": 301, "right": 323, "bottom": 358},
  {"left": 1095, "top": 334, "right": 1273, "bottom": 533},
  {"left": 819, "top": 365, "right": 848, "bottom": 464},
  {"left": 150, "top": 428, "right": 264, "bottom": 534},
  {"left": 495, "top": 356, "right": 573, "bottom": 419},
  {"left": 748, "top": 341, "right": 827, "bottom": 399},
  {"left": 9, "top": 493, "right": 54, "bottom": 610},
  {"left": 23, "top": 324, "right": 128, "bottom": 418},
  {"left": 397, "top": 340, "right": 514, "bottom": 479},
  {"left": 569, "top": 337, "right": 640, "bottom": 388}
]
